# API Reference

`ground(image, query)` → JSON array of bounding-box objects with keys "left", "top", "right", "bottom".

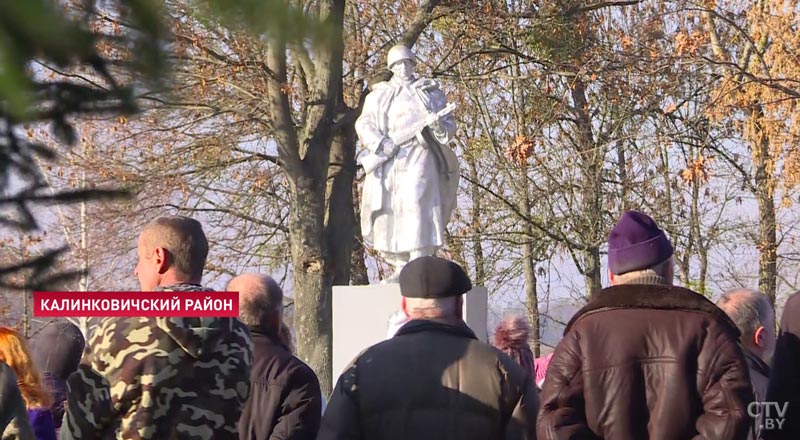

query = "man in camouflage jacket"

[{"left": 63, "top": 216, "right": 253, "bottom": 440}]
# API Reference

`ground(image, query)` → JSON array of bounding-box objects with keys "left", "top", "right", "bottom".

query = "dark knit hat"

[
  {"left": 399, "top": 256, "right": 472, "bottom": 298},
  {"left": 30, "top": 322, "right": 85, "bottom": 379},
  {"left": 608, "top": 211, "right": 673, "bottom": 275}
]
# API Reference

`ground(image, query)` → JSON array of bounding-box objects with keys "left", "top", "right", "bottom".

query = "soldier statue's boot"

[
  {"left": 408, "top": 247, "right": 435, "bottom": 261},
  {"left": 382, "top": 249, "right": 435, "bottom": 284},
  {"left": 382, "top": 266, "right": 404, "bottom": 284},
  {"left": 383, "top": 259, "right": 408, "bottom": 284},
  {"left": 380, "top": 253, "right": 408, "bottom": 284}
]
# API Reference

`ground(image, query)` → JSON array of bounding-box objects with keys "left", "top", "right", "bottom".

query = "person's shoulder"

[
  {"left": 467, "top": 340, "right": 531, "bottom": 381},
  {"left": 226, "top": 318, "right": 255, "bottom": 354},
  {"left": 89, "top": 317, "right": 156, "bottom": 349},
  {"left": 777, "top": 291, "right": 800, "bottom": 333},
  {"left": 26, "top": 407, "right": 54, "bottom": 423},
  {"left": 783, "top": 291, "right": 800, "bottom": 313},
  {"left": 285, "top": 355, "right": 321, "bottom": 387},
  {"left": 355, "top": 337, "right": 397, "bottom": 357},
  {"left": 0, "top": 360, "right": 21, "bottom": 397},
  {"left": 226, "top": 316, "right": 253, "bottom": 340},
  {"left": 472, "top": 338, "right": 522, "bottom": 363},
  {"left": 90, "top": 318, "right": 212, "bottom": 368},
  {"left": 251, "top": 333, "right": 303, "bottom": 371},
  {"left": 413, "top": 77, "right": 442, "bottom": 91},
  {"left": 341, "top": 337, "right": 402, "bottom": 369},
  {"left": 369, "top": 80, "right": 394, "bottom": 92},
  {"left": 155, "top": 283, "right": 213, "bottom": 292},
  {"left": 567, "top": 284, "right": 732, "bottom": 326},
  {"left": 0, "top": 360, "right": 15, "bottom": 380}
]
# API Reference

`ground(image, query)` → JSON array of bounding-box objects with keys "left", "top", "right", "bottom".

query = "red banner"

[{"left": 33, "top": 291, "right": 239, "bottom": 317}]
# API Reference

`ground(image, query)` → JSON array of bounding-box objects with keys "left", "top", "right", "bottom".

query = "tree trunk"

[
  {"left": 515, "top": 164, "right": 540, "bottom": 356},
  {"left": 326, "top": 118, "right": 357, "bottom": 287},
  {"left": 683, "top": 174, "right": 700, "bottom": 291},
  {"left": 349, "top": 184, "right": 370, "bottom": 285},
  {"left": 267, "top": 0, "right": 345, "bottom": 396},
  {"left": 467, "top": 155, "right": 485, "bottom": 285},
  {"left": 289, "top": 175, "right": 334, "bottom": 395},
  {"left": 524, "top": 254, "right": 540, "bottom": 357},
  {"left": 571, "top": 80, "right": 603, "bottom": 296},
  {"left": 76, "top": 173, "right": 91, "bottom": 337},
  {"left": 23, "top": 283, "right": 30, "bottom": 338},
  {"left": 699, "top": 241, "right": 709, "bottom": 297},
  {"left": 752, "top": 108, "right": 777, "bottom": 306},
  {"left": 616, "top": 140, "right": 631, "bottom": 210}
]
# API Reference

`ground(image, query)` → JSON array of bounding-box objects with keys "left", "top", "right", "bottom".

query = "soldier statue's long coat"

[{"left": 356, "top": 75, "right": 459, "bottom": 256}]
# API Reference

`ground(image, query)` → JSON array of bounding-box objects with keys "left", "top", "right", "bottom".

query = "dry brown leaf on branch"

[
  {"left": 279, "top": 83, "right": 294, "bottom": 95},
  {"left": 504, "top": 135, "right": 536, "bottom": 167},
  {"left": 621, "top": 35, "right": 633, "bottom": 50},
  {"left": 680, "top": 155, "right": 715, "bottom": 185}
]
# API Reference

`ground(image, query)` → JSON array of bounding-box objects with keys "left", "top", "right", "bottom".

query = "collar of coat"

[
  {"left": 395, "top": 318, "right": 478, "bottom": 340},
  {"left": 154, "top": 283, "right": 207, "bottom": 292},
  {"left": 743, "top": 348, "right": 771, "bottom": 377},
  {"left": 564, "top": 284, "right": 741, "bottom": 340},
  {"left": 249, "top": 327, "right": 289, "bottom": 351}
]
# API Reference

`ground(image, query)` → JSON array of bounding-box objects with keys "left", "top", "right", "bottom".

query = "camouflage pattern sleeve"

[
  {"left": 62, "top": 364, "right": 115, "bottom": 439},
  {"left": 62, "top": 318, "right": 131, "bottom": 439}
]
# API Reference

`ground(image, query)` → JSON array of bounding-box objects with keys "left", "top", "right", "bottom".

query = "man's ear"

[
  {"left": 609, "top": 270, "right": 616, "bottom": 286},
  {"left": 754, "top": 326, "right": 765, "bottom": 347},
  {"left": 401, "top": 297, "right": 409, "bottom": 317},
  {"left": 153, "top": 247, "right": 171, "bottom": 274}
]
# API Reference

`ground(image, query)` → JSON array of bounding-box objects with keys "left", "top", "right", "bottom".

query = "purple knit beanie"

[{"left": 608, "top": 211, "right": 673, "bottom": 275}]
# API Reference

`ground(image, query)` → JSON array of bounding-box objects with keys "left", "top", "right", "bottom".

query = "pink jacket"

[{"left": 534, "top": 352, "right": 553, "bottom": 388}]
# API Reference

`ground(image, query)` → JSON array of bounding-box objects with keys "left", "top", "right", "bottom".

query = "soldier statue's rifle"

[{"left": 360, "top": 102, "right": 456, "bottom": 174}]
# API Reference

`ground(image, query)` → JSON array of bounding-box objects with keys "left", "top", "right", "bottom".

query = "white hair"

[
  {"left": 404, "top": 296, "right": 460, "bottom": 319},
  {"left": 717, "top": 288, "right": 774, "bottom": 341}
]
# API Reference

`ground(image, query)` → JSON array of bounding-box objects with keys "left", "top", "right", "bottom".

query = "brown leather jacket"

[
  {"left": 318, "top": 319, "right": 540, "bottom": 440},
  {"left": 537, "top": 284, "right": 754, "bottom": 440}
]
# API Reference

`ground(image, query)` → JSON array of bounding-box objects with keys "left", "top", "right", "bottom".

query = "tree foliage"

[
  {"left": 12, "top": 0, "right": 800, "bottom": 381},
  {"left": 0, "top": 0, "right": 167, "bottom": 293}
]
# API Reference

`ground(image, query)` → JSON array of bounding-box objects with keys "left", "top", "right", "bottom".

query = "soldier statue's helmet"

[{"left": 387, "top": 45, "right": 416, "bottom": 69}]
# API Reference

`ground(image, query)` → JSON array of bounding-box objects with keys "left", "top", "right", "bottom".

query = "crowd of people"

[{"left": 0, "top": 211, "right": 798, "bottom": 439}]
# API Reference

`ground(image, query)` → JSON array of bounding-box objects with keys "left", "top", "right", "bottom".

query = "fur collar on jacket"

[{"left": 565, "top": 284, "right": 740, "bottom": 339}]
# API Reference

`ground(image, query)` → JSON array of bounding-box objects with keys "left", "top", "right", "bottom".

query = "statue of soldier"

[{"left": 357, "top": 44, "right": 459, "bottom": 282}]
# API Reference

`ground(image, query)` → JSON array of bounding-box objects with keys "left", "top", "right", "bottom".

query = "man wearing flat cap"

[
  {"left": 318, "top": 256, "right": 540, "bottom": 440},
  {"left": 538, "top": 211, "right": 754, "bottom": 440}
]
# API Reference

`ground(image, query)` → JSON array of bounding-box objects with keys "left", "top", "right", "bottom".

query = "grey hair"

[
  {"left": 404, "top": 296, "right": 459, "bottom": 319},
  {"left": 228, "top": 274, "right": 282, "bottom": 330},
  {"left": 717, "top": 288, "right": 774, "bottom": 339},
  {"left": 141, "top": 216, "right": 209, "bottom": 279},
  {"left": 239, "top": 292, "right": 275, "bottom": 329}
]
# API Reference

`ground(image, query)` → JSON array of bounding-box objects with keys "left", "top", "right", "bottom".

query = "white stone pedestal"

[{"left": 331, "top": 284, "right": 488, "bottom": 386}]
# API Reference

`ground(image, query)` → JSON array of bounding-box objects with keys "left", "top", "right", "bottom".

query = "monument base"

[{"left": 331, "top": 284, "right": 488, "bottom": 386}]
